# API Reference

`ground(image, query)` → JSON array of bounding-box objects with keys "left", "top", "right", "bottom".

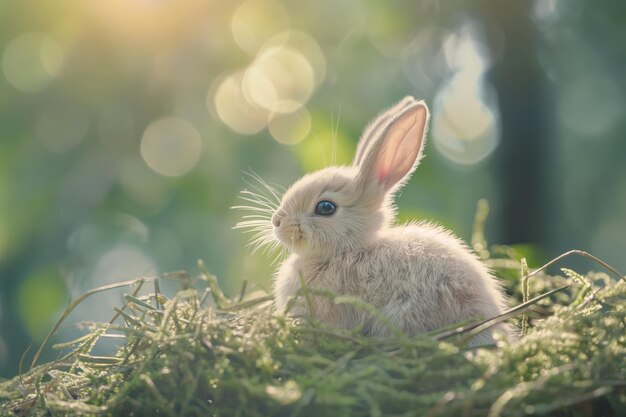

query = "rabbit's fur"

[{"left": 267, "top": 97, "right": 512, "bottom": 344}]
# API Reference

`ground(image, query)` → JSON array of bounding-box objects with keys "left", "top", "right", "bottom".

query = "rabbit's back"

[{"left": 298, "top": 222, "right": 509, "bottom": 340}]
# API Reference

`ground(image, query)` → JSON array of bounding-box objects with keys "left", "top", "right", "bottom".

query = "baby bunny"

[{"left": 243, "top": 97, "right": 511, "bottom": 345}]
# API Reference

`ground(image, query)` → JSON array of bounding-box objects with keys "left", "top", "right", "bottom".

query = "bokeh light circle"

[
  {"left": 402, "top": 27, "right": 448, "bottom": 94},
  {"left": 443, "top": 30, "right": 488, "bottom": 77},
  {"left": 268, "top": 108, "right": 311, "bottom": 145},
  {"left": 260, "top": 31, "right": 326, "bottom": 87},
  {"left": 140, "top": 117, "right": 202, "bottom": 177},
  {"left": 558, "top": 74, "right": 624, "bottom": 138},
  {"left": 212, "top": 71, "right": 270, "bottom": 135},
  {"left": 243, "top": 46, "right": 315, "bottom": 113},
  {"left": 231, "top": 0, "right": 290, "bottom": 54},
  {"left": 2, "top": 33, "right": 63, "bottom": 92},
  {"left": 432, "top": 79, "right": 500, "bottom": 165},
  {"left": 77, "top": 244, "right": 158, "bottom": 322}
]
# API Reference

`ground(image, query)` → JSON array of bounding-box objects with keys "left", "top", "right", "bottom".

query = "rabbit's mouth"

[{"left": 274, "top": 222, "right": 305, "bottom": 250}]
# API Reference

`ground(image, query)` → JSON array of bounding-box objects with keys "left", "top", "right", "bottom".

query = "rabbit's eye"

[{"left": 315, "top": 200, "right": 336, "bottom": 216}]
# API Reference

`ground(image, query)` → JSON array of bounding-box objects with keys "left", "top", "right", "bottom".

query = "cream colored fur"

[{"left": 270, "top": 97, "right": 512, "bottom": 345}]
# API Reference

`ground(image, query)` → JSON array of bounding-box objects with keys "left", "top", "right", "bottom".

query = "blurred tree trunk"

[{"left": 475, "top": 1, "right": 552, "bottom": 246}]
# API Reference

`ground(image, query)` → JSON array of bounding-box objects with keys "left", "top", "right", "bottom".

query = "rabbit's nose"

[{"left": 272, "top": 213, "right": 281, "bottom": 227}]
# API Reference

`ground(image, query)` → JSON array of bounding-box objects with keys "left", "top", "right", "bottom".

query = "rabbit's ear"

[
  {"left": 357, "top": 101, "right": 429, "bottom": 194},
  {"left": 353, "top": 96, "right": 416, "bottom": 166}
]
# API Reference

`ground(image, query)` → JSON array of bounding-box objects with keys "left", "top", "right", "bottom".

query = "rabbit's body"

[
  {"left": 275, "top": 222, "right": 507, "bottom": 344},
  {"left": 239, "top": 97, "right": 513, "bottom": 345}
]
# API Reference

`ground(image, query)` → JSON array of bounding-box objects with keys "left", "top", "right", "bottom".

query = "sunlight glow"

[
  {"left": 212, "top": 30, "right": 324, "bottom": 135},
  {"left": 443, "top": 30, "right": 487, "bottom": 78},
  {"left": 87, "top": 0, "right": 211, "bottom": 45},
  {"left": 231, "top": 0, "right": 291, "bottom": 54},
  {"left": 243, "top": 46, "right": 315, "bottom": 114},
  {"left": 261, "top": 31, "right": 326, "bottom": 87},
  {"left": 213, "top": 71, "right": 271, "bottom": 135},
  {"left": 140, "top": 117, "right": 202, "bottom": 177},
  {"left": 2, "top": 33, "right": 63, "bottom": 92},
  {"left": 268, "top": 108, "right": 312, "bottom": 145},
  {"left": 433, "top": 80, "right": 499, "bottom": 165},
  {"left": 432, "top": 26, "right": 500, "bottom": 165}
]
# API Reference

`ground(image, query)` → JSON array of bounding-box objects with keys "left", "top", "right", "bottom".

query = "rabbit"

[{"left": 245, "top": 96, "right": 512, "bottom": 345}]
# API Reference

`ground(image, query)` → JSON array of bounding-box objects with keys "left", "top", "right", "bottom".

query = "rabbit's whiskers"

[{"left": 232, "top": 172, "right": 285, "bottom": 265}]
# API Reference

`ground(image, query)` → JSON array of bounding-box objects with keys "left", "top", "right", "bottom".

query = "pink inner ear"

[
  {"left": 377, "top": 168, "right": 389, "bottom": 184},
  {"left": 375, "top": 106, "right": 426, "bottom": 189},
  {"left": 376, "top": 162, "right": 389, "bottom": 185}
]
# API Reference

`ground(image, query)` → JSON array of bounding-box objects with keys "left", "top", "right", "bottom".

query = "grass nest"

[{"left": 1, "top": 204, "right": 625, "bottom": 417}]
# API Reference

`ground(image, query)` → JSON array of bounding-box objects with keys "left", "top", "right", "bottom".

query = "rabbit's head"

[{"left": 272, "top": 96, "right": 430, "bottom": 258}]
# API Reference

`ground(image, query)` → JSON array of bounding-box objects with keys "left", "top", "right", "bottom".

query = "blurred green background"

[{"left": 1, "top": 0, "right": 625, "bottom": 377}]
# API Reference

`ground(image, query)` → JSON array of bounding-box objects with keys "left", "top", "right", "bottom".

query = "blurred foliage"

[
  {"left": 1, "top": 0, "right": 625, "bottom": 378},
  {"left": 16, "top": 268, "right": 66, "bottom": 339}
]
